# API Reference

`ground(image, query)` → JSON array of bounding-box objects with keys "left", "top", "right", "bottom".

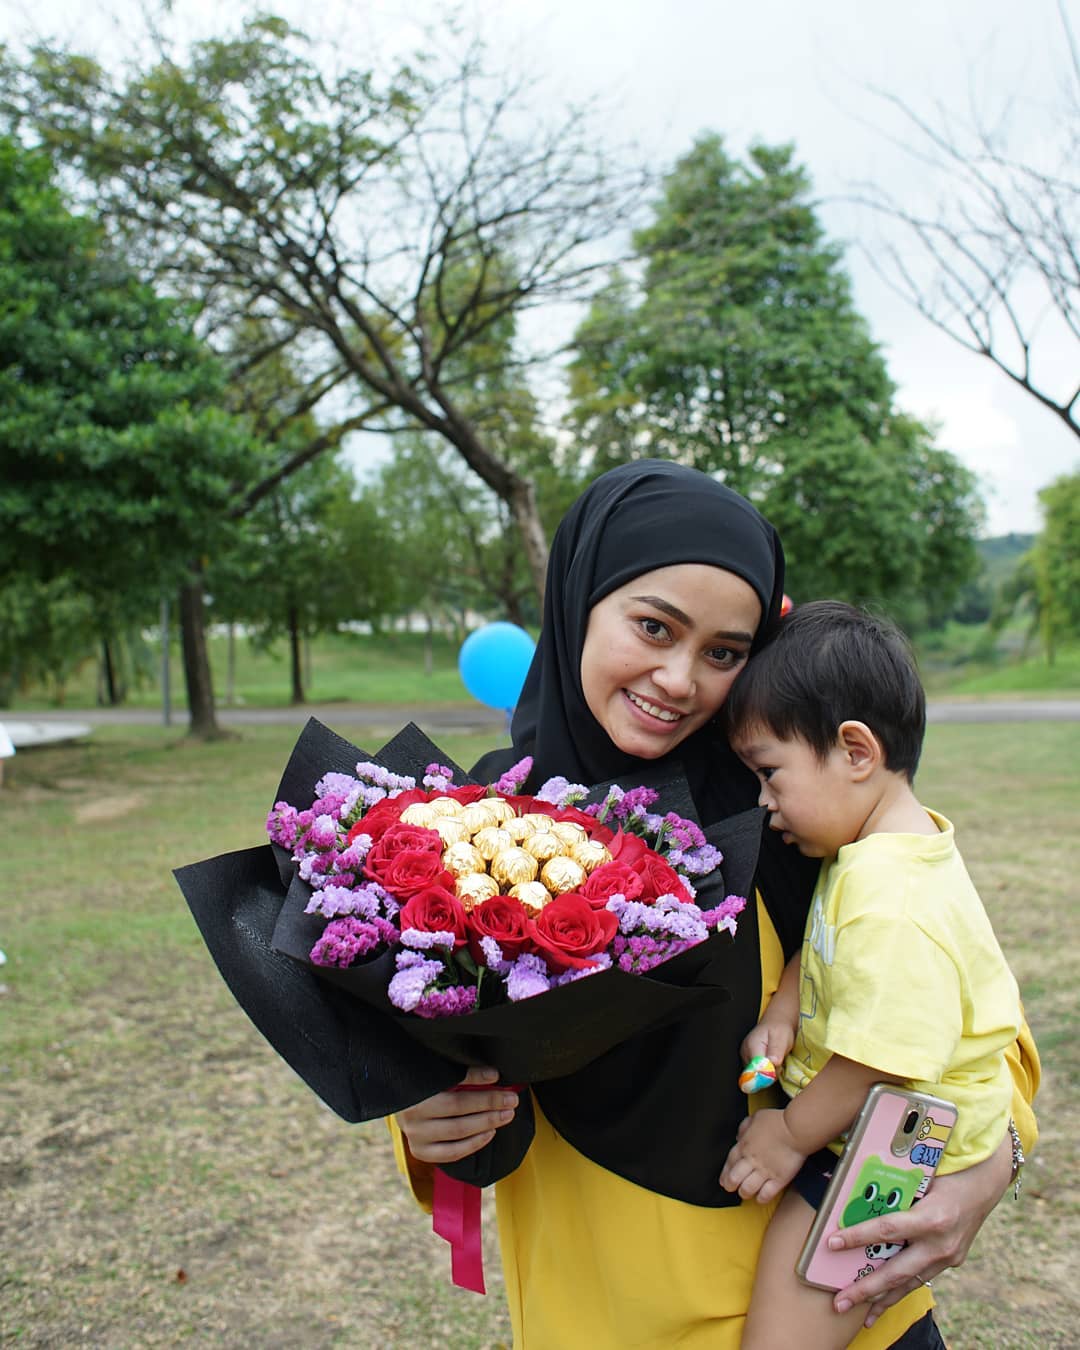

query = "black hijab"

[{"left": 473, "top": 459, "right": 817, "bottom": 1205}]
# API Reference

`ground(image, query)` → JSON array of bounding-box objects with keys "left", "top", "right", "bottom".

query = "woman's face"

[{"left": 579, "top": 563, "right": 762, "bottom": 761}]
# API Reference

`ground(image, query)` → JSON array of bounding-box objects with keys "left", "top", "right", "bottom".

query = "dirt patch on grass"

[{"left": 74, "top": 791, "right": 147, "bottom": 823}]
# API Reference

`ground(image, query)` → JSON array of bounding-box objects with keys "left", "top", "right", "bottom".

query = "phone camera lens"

[{"left": 903, "top": 1110, "right": 919, "bottom": 1133}]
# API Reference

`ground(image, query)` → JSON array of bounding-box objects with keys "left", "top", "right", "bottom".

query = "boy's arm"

[
  {"left": 720, "top": 1055, "right": 902, "bottom": 1203},
  {"left": 742, "top": 952, "right": 801, "bottom": 1065},
  {"left": 783, "top": 1054, "right": 903, "bottom": 1155}
]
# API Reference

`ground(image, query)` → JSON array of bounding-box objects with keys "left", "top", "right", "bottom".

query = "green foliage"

[
  {"left": 0, "top": 573, "right": 96, "bottom": 705},
  {"left": 568, "top": 135, "right": 984, "bottom": 617},
  {"left": 0, "top": 136, "right": 259, "bottom": 615},
  {"left": 1029, "top": 471, "right": 1080, "bottom": 657}
]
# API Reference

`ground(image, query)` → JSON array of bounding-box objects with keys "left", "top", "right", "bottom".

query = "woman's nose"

[{"left": 652, "top": 653, "right": 696, "bottom": 699}]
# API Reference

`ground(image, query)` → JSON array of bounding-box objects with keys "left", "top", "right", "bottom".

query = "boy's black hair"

[{"left": 724, "top": 600, "right": 926, "bottom": 781}]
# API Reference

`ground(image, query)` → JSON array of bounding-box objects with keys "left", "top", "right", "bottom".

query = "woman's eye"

[
  {"left": 637, "top": 617, "right": 670, "bottom": 640},
  {"left": 707, "top": 645, "right": 746, "bottom": 669}
]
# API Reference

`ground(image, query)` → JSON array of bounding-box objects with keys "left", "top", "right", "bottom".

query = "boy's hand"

[
  {"left": 740, "top": 1018, "right": 794, "bottom": 1068},
  {"left": 719, "top": 1108, "right": 805, "bottom": 1204}
]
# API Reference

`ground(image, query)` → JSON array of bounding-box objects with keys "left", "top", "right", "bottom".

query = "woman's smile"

[{"left": 623, "top": 688, "right": 687, "bottom": 724}]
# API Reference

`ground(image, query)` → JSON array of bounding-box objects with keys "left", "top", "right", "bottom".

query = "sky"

[{"left": 5, "top": 0, "right": 1077, "bottom": 535}]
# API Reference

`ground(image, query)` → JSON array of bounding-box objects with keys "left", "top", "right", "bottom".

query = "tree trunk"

[
  {"left": 179, "top": 566, "right": 223, "bottom": 738},
  {"left": 423, "top": 613, "right": 434, "bottom": 677},
  {"left": 226, "top": 622, "right": 237, "bottom": 707},
  {"left": 100, "top": 637, "right": 119, "bottom": 706},
  {"left": 506, "top": 477, "right": 548, "bottom": 607},
  {"left": 288, "top": 605, "right": 305, "bottom": 704}
]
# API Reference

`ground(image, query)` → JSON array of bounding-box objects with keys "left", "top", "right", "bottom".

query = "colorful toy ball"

[{"left": 739, "top": 1055, "right": 778, "bottom": 1094}]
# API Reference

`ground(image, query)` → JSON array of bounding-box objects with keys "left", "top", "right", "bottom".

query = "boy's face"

[{"left": 733, "top": 726, "right": 860, "bottom": 858}]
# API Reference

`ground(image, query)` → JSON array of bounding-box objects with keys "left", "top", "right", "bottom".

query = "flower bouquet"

[{"left": 175, "top": 717, "right": 766, "bottom": 1291}]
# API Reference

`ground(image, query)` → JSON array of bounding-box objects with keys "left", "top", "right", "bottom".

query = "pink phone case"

[{"left": 796, "top": 1084, "right": 958, "bottom": 1291}]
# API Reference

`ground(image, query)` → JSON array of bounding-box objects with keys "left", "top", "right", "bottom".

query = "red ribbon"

[
  {"left": 432, "top": 1167, "right": 486, "bottom": 1294},
  {"left": 429, "top": 1081, "right": 524, "bottom": 1295}
]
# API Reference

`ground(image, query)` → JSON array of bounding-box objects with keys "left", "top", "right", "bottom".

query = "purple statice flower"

[
  {"left": 415, "top": 985, "right": 478, "bottom": 1018},
  {"left": 337, "top": 837, "right": 371, "bottom": 870},
  {"left": 423, "top": 762, "right": 456, "bottom": 791},
  {"left": 701, "top": 894, "right": 747, "bottom": 937},
  {"left": 388, "top": 950, "right": 445, "bottom": 1012},
  {"left": 552, "top": 952, "right": 611, "bottom": 985},
  {"left": 315, "top": 771, "right": 361, "bottom": 800},
  {"left": 305, "top": 882, "right": 392, "bottom": 923},
  {"left": 354, "top": 762, "right": 417, "bottom": 795},
  {"left": 642, "top": 812, "right": 665, "bottom": 834},
  {"left": 311, "top": 790, "right": 349, "bottom": 818},
  {"left": 667, "top": 843, "right": 723, "bottom": 878},
  {"left": 297, "top": 850, "right": 338, "bottom": 884},
  {"left": 310, "top": 916, "right": 386, "bottom": 968},
  {"left": 400, "top": 928, "right": 457, "bottom": 952},
  {"left": 534, "top": 775, "right": 590, "bottom": 808},
  {"left": 495, "top": 756, "right": 534, "bottom": 795},
  {"left": 661, "top": 812, "right": 706, "bottom": 849},
  {"left": 478, "top": 936, "right": 510, "bottom": 974},
  {"left": 506, "top": 952, "right": 554, "bottom": 1001},
  {"left": 613, "top": 786, "right": 660, "bottom": 821},
  {"left": 305, "top": 814, "right": 340, "bottom": 851},
  {"left": 266, "top": 801, "right": 300, "bottom": 848}
]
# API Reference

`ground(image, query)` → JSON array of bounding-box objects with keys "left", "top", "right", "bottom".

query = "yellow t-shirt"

[
  {"left": 391, "top": 891, "right": 1039, "bottom": 1348},
  {"left": 780, "top": 811, "right": 1021, "bottom": 1173}
]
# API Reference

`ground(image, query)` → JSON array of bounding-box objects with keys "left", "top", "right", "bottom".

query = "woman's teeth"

[{"left": 626, "top": 690, "right": 682, "bottom": 722}]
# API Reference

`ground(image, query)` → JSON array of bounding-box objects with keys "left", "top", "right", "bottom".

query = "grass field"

[{"left": 1, "top": 720, "right": 1076, "bottom": 1347}]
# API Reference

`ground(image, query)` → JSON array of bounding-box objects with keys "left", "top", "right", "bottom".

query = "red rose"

[
  {"left": 398, "top": 885, "right": 468, "bottom": 948},
  {"left": 633, "top": 852, "right": 691, "bottom": 902},
  {"left": 580, "top": 860, "right": 644, "bottom": 908},
  {"left": 466, "top": 894, "right": 533, "bottom": 963},
  {"left": 607, "top": 829, "right": 650, "bottom": 865},
  {"left": 442, "top": 784, "right": 490, "bottom": 805},
  {"left": 363, "top": 822, "right": 444, "bottom": 887},
  {"left": 366, "top": 839, "right": 455, "bottom": 899},
  {"left": 527, "top": 893, "right": 618, "bottom": 972}
]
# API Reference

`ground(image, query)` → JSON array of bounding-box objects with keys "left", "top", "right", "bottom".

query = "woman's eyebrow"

[{"left": 628, "top": 594, "right": 754, "bottom": 644}]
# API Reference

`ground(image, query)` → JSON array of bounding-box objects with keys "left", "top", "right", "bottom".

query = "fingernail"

[
  {"left": 835, "top": 1300, "right": 851, "bottom": 1313},
  {"left": 497, "top": 1109, "right": 515, "bottom": 1124},
  {"left": 827, "top": 1236, "right": 843, "bottom": 1250},
  {"left": 501, "top": 1093, "right": 518, "bottom": 1109}
]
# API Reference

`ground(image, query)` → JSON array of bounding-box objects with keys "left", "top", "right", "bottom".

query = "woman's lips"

[{"left": 623, "top": 689, "right": 686, "bottom": 724}]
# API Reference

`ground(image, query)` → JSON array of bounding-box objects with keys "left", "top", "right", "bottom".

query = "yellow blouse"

[{"left": 391, "top": 895, "right": 1040, "bottom": 1349}]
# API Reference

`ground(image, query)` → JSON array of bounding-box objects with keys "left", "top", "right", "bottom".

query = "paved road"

[{"left": 5, "top": 698, "right": 1079, "bottom": 748}]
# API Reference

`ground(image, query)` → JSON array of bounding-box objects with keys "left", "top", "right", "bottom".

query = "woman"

[{"left": 393, "top": 460, "right": 1038, "bottom": 1348}]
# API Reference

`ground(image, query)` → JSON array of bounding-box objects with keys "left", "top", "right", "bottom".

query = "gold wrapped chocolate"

[
  {"left": 427, "top": 796, "right": 464, "bottom": 818},
  {"left": 442, "top": 841, "right": 486, "bottom": 878},
  {"left": 504, "top": 816, "right": 536, "bottom": 842},
  {"left": 455, "top": 872, "right": 499, "bottom": 908},
  {"left": 551, "top": 820, "right": 588, "bottom": 848},
  {"left": 523, "top": 830, "right": 565, "bottom": 864},
  {"left": 472, "top": 825, "right": 514, "bottom": 860},
  {"left": 509, "top": 881, "right": 553, "bottom": 914},
  {"left": 572, "top": 839, "right": 612, "bottom": 873},
  {"left": 461, "top": 802, "right": 500, "bottom": 834},
  {"left": 522, "top": 812, "right": 556, "bottom": 833},
  {"left": 483, "top": 797, "right": 516, "bottom": 825},
  {"left": 540, "top": 855, "right": 587, "bottom": 895},
  {"left": 399, "top": 803, "right": 439, "bottom": 829},
  {"left": 434, "top": 818, "right": 470, "bottom": 847},
  {"left": 489, "top": 846, "right": 539, "bottom": 887}
]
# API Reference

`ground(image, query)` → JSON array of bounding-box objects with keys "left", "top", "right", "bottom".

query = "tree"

[
  {"left": 2, "top": 16, "right": 644, "bottom": 603},
  {"left": 0, "top": 136, "right": 259, "bottom": 733},
  {"left": 1029, "top": 470, "right": 1080, "bottom": 658},
  {"left": 568, "top": 136, "right": 983, "bottom": 614},
  {"left": 853, "top": 3, "right": 1079, "bottom": 440},
  {"left": 208, "top": 453, "right": 400, "bottom": 704}
]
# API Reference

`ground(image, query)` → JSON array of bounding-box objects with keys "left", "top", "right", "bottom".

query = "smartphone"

[{"left": 795, "top": 1084, "right": 958, "bottom": 1291}]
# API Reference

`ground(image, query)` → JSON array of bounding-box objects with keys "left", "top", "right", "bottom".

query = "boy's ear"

[{"left": 837, "top": 720, "right": 882, "bottom": 780}]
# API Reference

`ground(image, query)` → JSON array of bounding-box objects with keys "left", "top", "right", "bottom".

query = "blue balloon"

[{"left": 458, "top": 622, "right": 536, "bottom": 711}]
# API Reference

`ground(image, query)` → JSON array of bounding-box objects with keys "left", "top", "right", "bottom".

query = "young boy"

[{"left": 719, "top": 601, "right": 1021, "bottom": 1350}]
